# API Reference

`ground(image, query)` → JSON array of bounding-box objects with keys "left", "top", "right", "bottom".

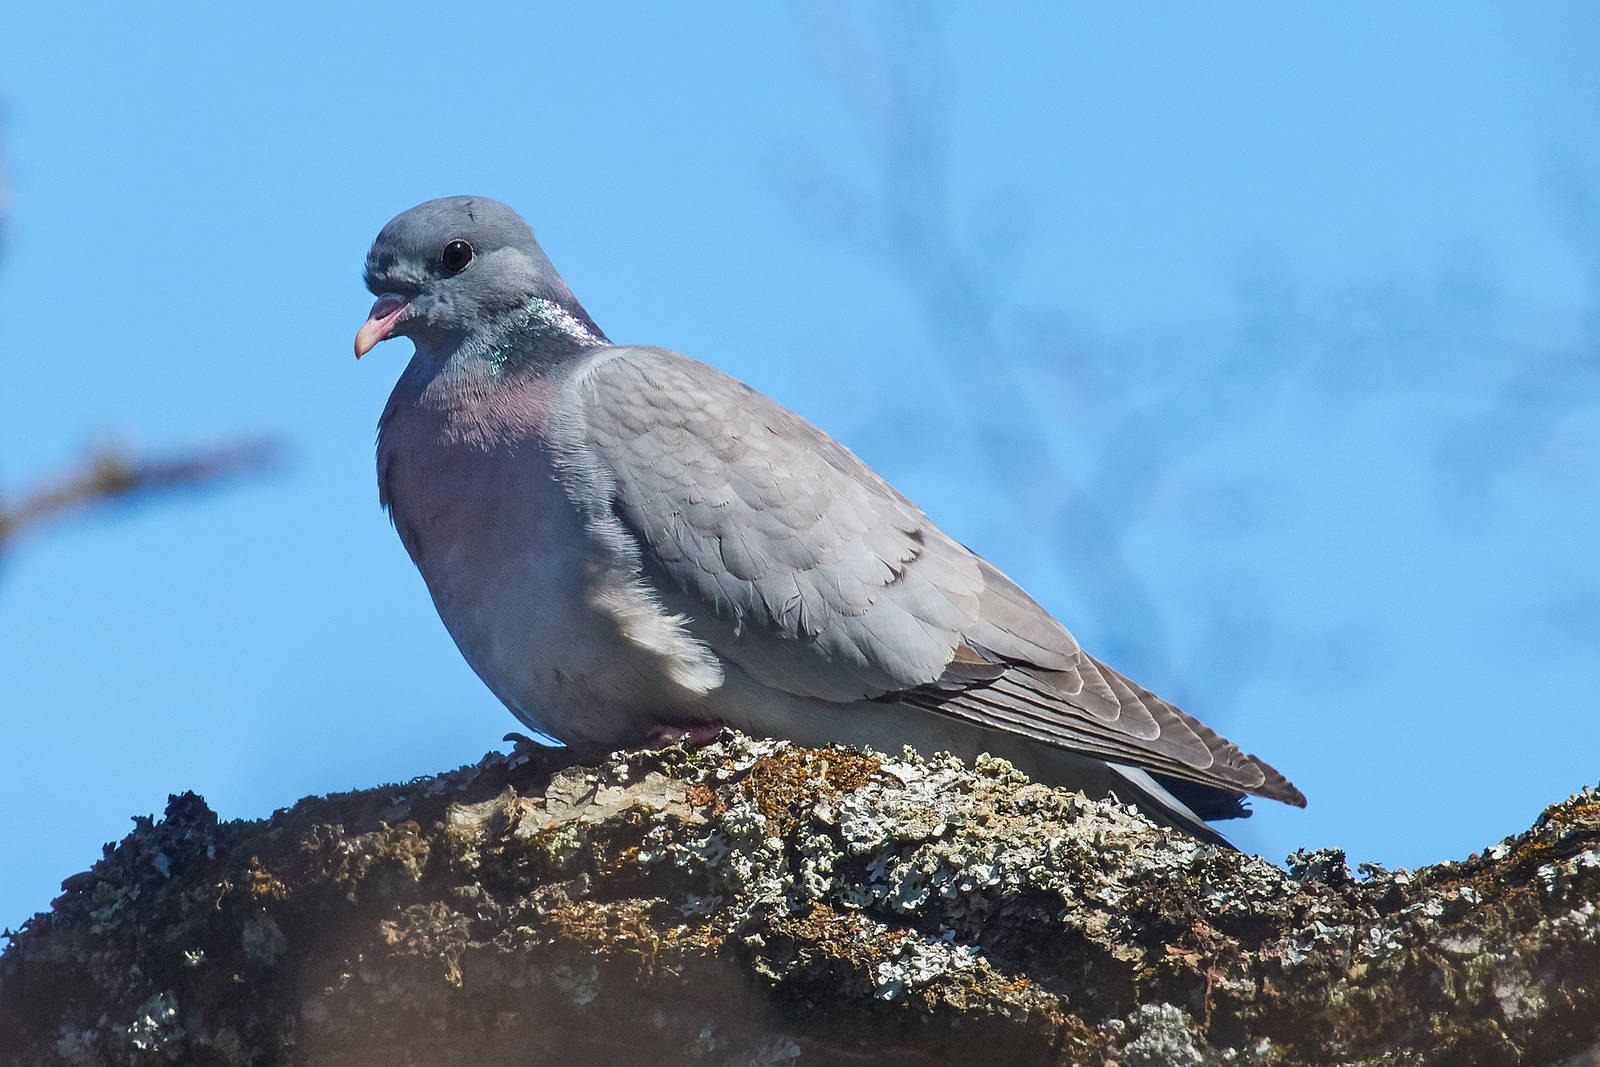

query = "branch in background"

[
  {"left": 783, "top": 4, "right": 1185, "bottom": 678},
  {"left": 0, "top": 439, "right": 279, "bottom": 551}
]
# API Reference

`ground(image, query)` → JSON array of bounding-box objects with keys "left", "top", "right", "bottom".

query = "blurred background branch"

[
  {"left": 0, "top": 122, "right": 278, "bottom": 563},
  {"left": 780, "top": 4, "right": 1600, "bottom": 719},
  {"left": 0, "top": 439, "right": 279, "bottom": 554}
]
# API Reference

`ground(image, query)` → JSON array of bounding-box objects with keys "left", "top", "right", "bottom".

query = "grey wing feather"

[
  {"left": 563, "top": 347, "right": 980, "bottom": 701},
  {"left": 561, "top": 347, "right": 1304, "bottom": 808}
]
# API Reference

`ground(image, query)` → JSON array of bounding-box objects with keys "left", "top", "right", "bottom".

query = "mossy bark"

[{"left": 2, "top": 734, "right": 1596, "bottom": 1066}]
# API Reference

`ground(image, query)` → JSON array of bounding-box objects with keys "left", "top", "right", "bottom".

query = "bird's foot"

[
  {"left": 644, "top": 720, "right": 727, "bottom": 749},
  {"left": 502, "top": 731, "right": 577, "bottom": 772}
]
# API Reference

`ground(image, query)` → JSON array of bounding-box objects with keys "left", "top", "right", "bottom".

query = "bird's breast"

[{"left": 377, "top": 396, "right": 706, "bottom": 747}]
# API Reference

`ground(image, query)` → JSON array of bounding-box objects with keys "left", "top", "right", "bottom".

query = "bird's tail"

[{"left": 1106, "top": 763, "right": 1240, "bottom": 850}]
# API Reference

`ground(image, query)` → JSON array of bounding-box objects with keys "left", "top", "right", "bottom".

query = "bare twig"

[{"left": 0, "top": 439, "right": 278, "bottom": 550}]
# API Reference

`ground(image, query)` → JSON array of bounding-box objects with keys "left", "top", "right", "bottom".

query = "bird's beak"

[{"left": 354, "top": 294, "right": 410, "bottom": 358}]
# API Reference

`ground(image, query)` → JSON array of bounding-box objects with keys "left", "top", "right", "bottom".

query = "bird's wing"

[{"left": 559, "top": 347, "right": 1302, "bottom": 806}]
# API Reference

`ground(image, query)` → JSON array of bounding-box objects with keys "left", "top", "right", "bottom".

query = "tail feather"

[{"left": 1106, "top": 763, "right": 1240, "bottom": 850}]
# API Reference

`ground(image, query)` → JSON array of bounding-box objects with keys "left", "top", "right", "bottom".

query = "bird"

[{"left": 355, "top": 195, "right": 1305, "bottom": 847}]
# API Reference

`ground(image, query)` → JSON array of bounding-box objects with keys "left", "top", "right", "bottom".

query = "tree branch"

[
  {"left": 0, "top": 439, "right": 278, "bottom": 551},
  {"left": 2, "top": 733, "right": 1595, "bottom": 1065}
]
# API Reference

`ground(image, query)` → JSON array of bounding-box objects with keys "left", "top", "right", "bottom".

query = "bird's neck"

[
  {"left": 478, "top": 294, "right": 610, "bottom": 364},
  {"left": 398, "top": 294, "right": 607, "bottom": 420},
  {"left": 412, "top": 293, "right": 607, "bottom": 372}
]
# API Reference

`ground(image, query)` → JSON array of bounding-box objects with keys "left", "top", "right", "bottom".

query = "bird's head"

[{"left": 355, "top": 195, "right": 600, "bottom": 358}]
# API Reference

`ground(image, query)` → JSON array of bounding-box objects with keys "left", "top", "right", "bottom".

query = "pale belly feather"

[{"left": 381, "top": 405, "right": 706, "bottom": 749}]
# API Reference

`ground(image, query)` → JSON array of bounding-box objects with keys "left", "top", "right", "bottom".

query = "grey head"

[{"left": 355, "top": 195, "right": 605, "bottom": 359}]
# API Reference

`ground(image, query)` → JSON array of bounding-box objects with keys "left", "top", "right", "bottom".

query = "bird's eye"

[{"left": 441, "top": 239, "right": 474, "bottom": 273}]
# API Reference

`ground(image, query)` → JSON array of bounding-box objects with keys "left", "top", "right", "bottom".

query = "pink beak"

[{"left": 354, "top": 294, "right": 410, "bottom": 358}]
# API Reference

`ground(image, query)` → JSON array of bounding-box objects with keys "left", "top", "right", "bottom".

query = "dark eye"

[{"left": 441, "top": 239, "right": 474, "bottom": 273}]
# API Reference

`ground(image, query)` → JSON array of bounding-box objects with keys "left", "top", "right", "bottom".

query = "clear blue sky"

[{"left": 2, "top": 4, "right": 1597, "bottom": 931}]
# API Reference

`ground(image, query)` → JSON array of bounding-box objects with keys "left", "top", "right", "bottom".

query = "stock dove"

[{"left": 356, "top": 196, "right": 1305, "bottom": 846}]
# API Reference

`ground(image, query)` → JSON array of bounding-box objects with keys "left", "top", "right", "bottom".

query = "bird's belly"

[{"left": 390, "top": 445, "right": 675, "bottom": 747}]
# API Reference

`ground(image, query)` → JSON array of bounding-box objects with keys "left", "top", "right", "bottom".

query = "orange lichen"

[{"left": 739, "top": 748, "right": 883, "bottom": 835}]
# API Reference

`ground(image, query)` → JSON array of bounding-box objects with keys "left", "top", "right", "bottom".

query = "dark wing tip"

[
  {"left": 1247, "top": 757, "right": 1308, "bottom": 808},
  {"left": 921, "top": 647, "right": 1309, "bottom": 811}
]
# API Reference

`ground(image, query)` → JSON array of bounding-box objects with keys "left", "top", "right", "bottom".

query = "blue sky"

[{"left": 2, "top": 4, "right": 1597, "bottom": 931}]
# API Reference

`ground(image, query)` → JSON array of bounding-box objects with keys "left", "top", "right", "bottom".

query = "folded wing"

[{"left": 560, "top": 346, "right": 1304, "bottom": 808}]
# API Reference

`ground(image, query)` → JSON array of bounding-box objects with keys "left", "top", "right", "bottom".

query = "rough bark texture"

[{"left": 1, "top": 733, "right": 1597, "bottom": 1066}]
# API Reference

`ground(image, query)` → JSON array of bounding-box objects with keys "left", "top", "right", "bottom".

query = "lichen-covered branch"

[
  {"left": 0, "top": 440, "right": 277, "bottom": 551},
  {"left": 1, "top": 734, "right": 1596, "bottom": 1065}
]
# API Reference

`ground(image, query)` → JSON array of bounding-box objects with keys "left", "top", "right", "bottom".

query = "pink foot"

[{"left": 644, "top": 721, "right": 727, "bottom": 749}]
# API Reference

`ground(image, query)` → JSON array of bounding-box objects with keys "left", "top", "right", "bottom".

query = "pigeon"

[{"left": 356, "top": 195, "right": 1305, "bottom": 847}]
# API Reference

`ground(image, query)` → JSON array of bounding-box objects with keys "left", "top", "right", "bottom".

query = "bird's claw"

[
  {"left": 503, "top": 731, "right": 559, "bottom": 770},
  {"left": 644, "top": 721, "right": 727, "bottom": 749}
]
